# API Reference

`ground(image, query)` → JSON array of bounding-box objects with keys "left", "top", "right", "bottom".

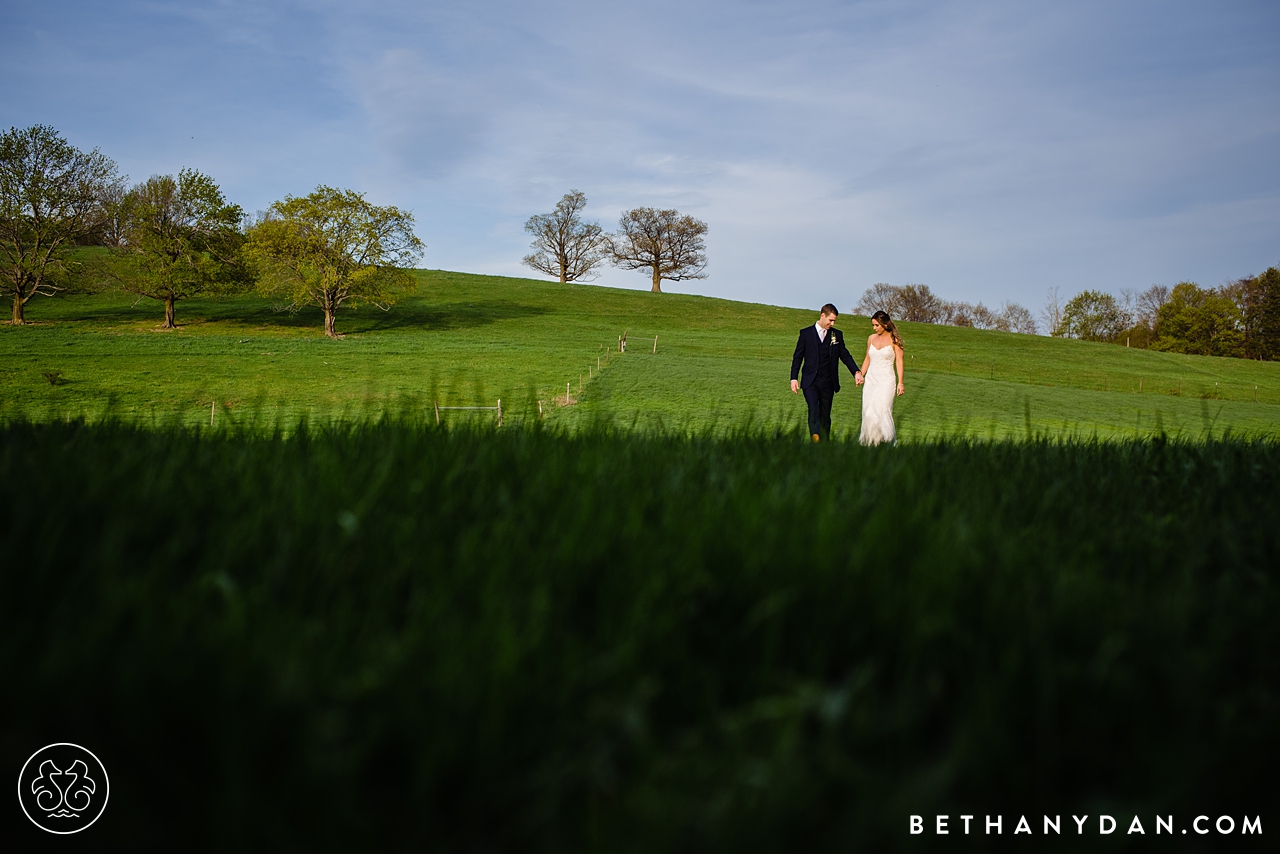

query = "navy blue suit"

[{"left": 791, "top": 325, "right": 861, "bottom": 439}]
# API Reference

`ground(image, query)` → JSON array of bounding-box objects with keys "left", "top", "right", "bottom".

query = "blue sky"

[{"left": 3, "top": 0, "right": 1278, "bottom": 315}]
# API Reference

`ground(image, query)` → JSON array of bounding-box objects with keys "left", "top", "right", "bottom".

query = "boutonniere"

[{"left": 830, "top": 334, "right": 840, "bottom": 347}]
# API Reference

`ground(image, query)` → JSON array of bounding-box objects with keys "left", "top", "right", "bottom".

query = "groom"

[{"left": 790, "top": 303, "right": 863, "bottom": 442}]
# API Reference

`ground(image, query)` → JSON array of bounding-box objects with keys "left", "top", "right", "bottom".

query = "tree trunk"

[
  {"left": 559, "top": 263, "right": 567, "bottom": 284},
  {"left": 324, "top": 306, "right": 339, "bottom": 338},
  {"left": 163, "top": 295, "right": 177, "bottom": 329},
  {"left": 11, "top": 293, "right": 24, "bottom": 325},
  {"left": 651, "top": 267, "right": 662, "bottom": 293}
]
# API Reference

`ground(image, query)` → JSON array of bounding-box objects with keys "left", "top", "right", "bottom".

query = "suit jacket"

[{"left": 791, "top": 325, "right": 861, "bottom": 391}]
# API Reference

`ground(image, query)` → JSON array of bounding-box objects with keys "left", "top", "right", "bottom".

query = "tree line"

[
  {"left": 521, "top": 190, "right": 708, "bottom": 293},
  {"left": 1044, "top": 278, "right": 1280, "bottom": 360},
  {"left": 853, "top": 282, "right": 1040, "bottom": 334},
  {"left": 0, "top": 125, "right": 422, "bottom": 337},
  {"left": 852, "top": 274, "right": 1280, "bottom": 362}
]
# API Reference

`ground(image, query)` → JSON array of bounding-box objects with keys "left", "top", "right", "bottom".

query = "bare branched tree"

[
  {"left": 940, "top": 300, "right": 973, "bottom": 327},
  {"left": 1135, "top": 284, "right": 1170, "bottom": 330},
  {"left": 969, "top": 302, "right": 1000, "bottom": 330},
  {"left": 899, "top": 283, "right": 945, "bottom": 322},
  {"left": 92, "top": 179, "right": 130, "bottom": 248},
  {"left": 854, "top": 283, "right": 903, "bottom": 317},
  {"left": 854, "top": 284, "right": 1036, "bottom": 334},
  {"left": 604, "top": 207, "right": 707, "bottom": 293},
  {"left": 521, "top": 190, "right": 605, "bottom": 283},
  {"left": 995, "top": 301, "right": 1039, "bottom": 334},
  {"left": 853, "top": 282, "right": 944, "bottom": 321},
  {"left": 1041, "top": 286, "right": 1064, "bottom": 337}
]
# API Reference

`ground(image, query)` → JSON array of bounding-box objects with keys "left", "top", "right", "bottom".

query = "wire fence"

[{"left": 435, "top": 399, "right": 502, "bottom": 426}]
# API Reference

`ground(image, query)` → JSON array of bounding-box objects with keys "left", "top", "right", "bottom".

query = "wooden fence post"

[
  {"left": 497, "top": 399, "right": 502, "bottom": 427},
  {"left": 653, "top": 335, "right": 657, "bottom": 354},
  {"left": 434, "top": 401, "right": 440, "bottom": 425}
]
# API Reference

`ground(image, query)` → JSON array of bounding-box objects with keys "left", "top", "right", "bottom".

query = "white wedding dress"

[{"left": 859, "top": 343, "right": 897, "bottom": 446}]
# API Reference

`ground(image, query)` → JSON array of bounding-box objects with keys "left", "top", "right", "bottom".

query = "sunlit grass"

[{"left": 3, "top": 269, "right": 1279, "bottom": 438}]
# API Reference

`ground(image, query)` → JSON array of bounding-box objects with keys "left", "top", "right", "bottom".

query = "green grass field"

[
  {"left": 4, "top": 270, "right": 1277, "bottom": 850},
  {"left": 3, "top": 422, "right": 1276, "bottom": 851},
  {"left": 4, "top": 269, "right": 1279, "bottom": 438}
]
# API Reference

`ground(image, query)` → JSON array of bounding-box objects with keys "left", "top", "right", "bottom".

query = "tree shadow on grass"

[
  {"left": 65, "top": 299, "right": 321, "bottom": 330},
  {"left": 47, "top": 297, "right": 553, "bottom": 335},
  {"left": 336, "top": 301, "right": 553, "bottom": 334}
]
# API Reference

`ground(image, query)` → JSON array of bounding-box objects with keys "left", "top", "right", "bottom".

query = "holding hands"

[{"left": 794, "top": 373, "right": 863, "bottom": 393}]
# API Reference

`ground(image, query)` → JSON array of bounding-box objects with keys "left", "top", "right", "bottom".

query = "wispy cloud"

[{"left": 3, "top": 0, "right": 1278, "bottom": 310}]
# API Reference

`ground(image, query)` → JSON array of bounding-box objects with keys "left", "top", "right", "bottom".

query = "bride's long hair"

[{"left": 872, "top": 310, "right": 905, "bottom": 350}]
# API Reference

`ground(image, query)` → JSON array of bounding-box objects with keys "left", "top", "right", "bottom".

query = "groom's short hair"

[{"left": 820, "top": 303, "right": 838, "bottom": 317}]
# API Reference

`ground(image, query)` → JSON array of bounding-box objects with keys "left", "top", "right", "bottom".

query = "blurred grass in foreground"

[{"left": 2, "top": 421, "right": 1276, "bottom": 851}]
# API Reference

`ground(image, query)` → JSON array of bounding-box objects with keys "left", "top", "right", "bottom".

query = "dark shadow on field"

[
  {"left": 58, "top": 297, "right": 552, "bottom": 334},
  {"left": 340, "top": 300, "right": 552, "bottom": 333},
  {"left": 63, "top": 300, "right": 327, "bottom": 330}
]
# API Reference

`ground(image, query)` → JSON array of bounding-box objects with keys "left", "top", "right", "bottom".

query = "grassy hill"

[{"left": 3, "top": 269, "right": 1279, "bottom": 438}]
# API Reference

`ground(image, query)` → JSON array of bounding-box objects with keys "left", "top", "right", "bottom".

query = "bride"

[{"left": 859, "top": 311, "right": 905, "bottom": 445}]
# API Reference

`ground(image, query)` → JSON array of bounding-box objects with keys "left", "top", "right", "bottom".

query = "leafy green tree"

[
  {"left": 1053, "top": 290, "right": 1131, "bottom": 342},
  {"left": 1152, "top": 281, "right": 1245, "bottom": 357},
  {"left": 0, "top": 124, "right": 121, "bottom": 324},
  {"left": 1234, "top": 267, "right": 1280, "bottom": 360},
  {"left": 521, "top": 190, "right": 605, "bottom": 282},
  {"left": 605, "top": 207, "right": 707, "bottom": 293},
  {"left": 244, "top": 186, "right": 423, "bottom": 338},
  {"left": 108, "top": 169, "right": 246, "bottom": 328}
]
